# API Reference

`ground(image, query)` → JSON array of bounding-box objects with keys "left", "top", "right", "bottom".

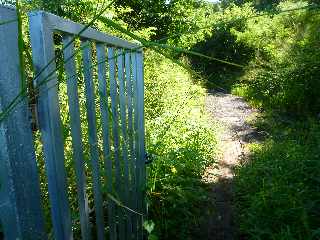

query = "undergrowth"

[
  {"left": 144, "top": 50, "right": 217, "bottom": 240},
  {"left": 188, "top": 2, "right": 320, "bottom": 238},
  {"left": 234, "top": 113, "right": 320, "bottom": 240}
]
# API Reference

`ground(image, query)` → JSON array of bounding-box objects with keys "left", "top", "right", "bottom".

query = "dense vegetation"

[
  {"left": 1, "top": 0, "right": 217, "bottom": 239},
  {"left": 234, "top": 114, "right": 320, "bottom": 239},
  {"left": 187, "top": 1, "right": 320, "bottom": 239},
  {"left": 144, "top": 51, "right": 216, "bottom": 239},
  {"left": 112, "top": 0, "right": 320, "bottom": 239},
  {"left": 1, "top": 0, "right": 320, "bottom": 239}
]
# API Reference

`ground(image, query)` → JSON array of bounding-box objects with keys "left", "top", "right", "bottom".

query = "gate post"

[{"left": 0, "top": 5, "right": 46, "bottom": 239}]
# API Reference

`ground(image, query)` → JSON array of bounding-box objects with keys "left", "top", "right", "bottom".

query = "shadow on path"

[{"left": 199, "top": 90, "right": 264, "bottom": 240}]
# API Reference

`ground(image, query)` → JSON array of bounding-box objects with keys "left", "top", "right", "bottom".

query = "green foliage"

[
  {"left": 185, "top": 0, "right": 320, "bottom": 115},
  {"left": 166, "top": 0, "right": 217, "bottom": 48},
  {"left": 144, "top": 50, "right": 217, "bottom": 239},
  {"left": 234, "top": 114, "right": 320, "bottom": 240},
  {"left": 113, "top": 0, "right": 171, "bottom": 39},
  {"left": 221, "top": 0, "right": 281, "bottom": 10},
  {"left": 231, "top": 1, "right": 320, "bottom": 115},
  {"left": 189, "top": 4, "right": 255, "bottom": 89},
  {"left": 114, "top": 0, "right": 217, "bottom": 44},
  {"left": 21, "top": 0, "right": 102, "bottom": 22},
  {"left": 0, "top": 1, "right": 219, "bottom": 237}
]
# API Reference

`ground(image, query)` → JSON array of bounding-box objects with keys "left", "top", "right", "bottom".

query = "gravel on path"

[{"left": 202, "top": 90, "right": 260, "bottom": 240}]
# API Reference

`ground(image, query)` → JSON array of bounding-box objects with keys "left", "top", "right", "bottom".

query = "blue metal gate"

[{"left": 0, "top": 6, "right": 146, "bottom": 240}]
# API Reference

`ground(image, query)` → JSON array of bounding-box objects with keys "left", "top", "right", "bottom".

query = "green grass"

[
  {"left": 234, "top": 113, "right": 320, "bottom": 240},
  {"left": 144, "top": 50, "right": 217, "bottom": 240}
]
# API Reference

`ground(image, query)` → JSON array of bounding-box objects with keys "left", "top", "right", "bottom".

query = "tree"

[
  {"left": 220, "top": 0, "right": 281, "bottom": 10},
  {"left": 22, "top": 0, "right": 97, "bottom": 22},
  {"left": 113, "top": 0, "right": 210, "bottom": 40},
  {"left": 113, "top": 0, "right": 171, "bottom": 39}
]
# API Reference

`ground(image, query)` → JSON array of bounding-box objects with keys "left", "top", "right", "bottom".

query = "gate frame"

[
  {"left": 0, "top": 6, "right": 146, "bottom": 239},
  {"left": 0, "top": 5, "right": 46, "bottom": 240},
  {"left": 28, "top": 10, "right": 146, "bottom": 240}
]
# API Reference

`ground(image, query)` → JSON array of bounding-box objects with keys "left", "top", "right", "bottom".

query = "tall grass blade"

[
  {"left": 0, "top": 18, "right": 17, "bottom": 25},
  {"left": 16, "top": 0, "right": 26, "bottom": 91}
]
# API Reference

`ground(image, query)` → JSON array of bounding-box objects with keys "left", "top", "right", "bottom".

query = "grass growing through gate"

[
  {"left": 42, "top": 40, "right": 217, "bottom": 239},
  {"left": 0, "top": 1, "right": 219, "bottom": 238},
  {"left": 32, "top": 46, "right": 218, "bottom": 239}
]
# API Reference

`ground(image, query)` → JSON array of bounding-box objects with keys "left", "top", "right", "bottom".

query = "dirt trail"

[{"left": 202, "top": 90, "right": 260, "bottom": 240}]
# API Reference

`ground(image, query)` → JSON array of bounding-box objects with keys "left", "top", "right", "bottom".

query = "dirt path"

[{"left": 202, "top": 90, "right": 260, "bottom": 240}]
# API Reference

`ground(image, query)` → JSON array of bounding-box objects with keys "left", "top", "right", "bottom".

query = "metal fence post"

[
  {"left": 29, "top": 11, "right": 73, "bottom": 239},
  {"left": 0, "top": 5, "right": 46, "bottom": 240}
]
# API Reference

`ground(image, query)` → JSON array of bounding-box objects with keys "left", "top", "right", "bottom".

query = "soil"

[{"left": 200, "top": 90, "right": 262, "bottom": 240}]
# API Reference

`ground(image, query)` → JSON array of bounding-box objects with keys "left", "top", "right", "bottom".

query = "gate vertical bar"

[
  {"left": 136, "top": 51, "right": 146, "bottom": 240},
  {"left": 81, "top": 40, "right": 105, "bottom": 240},
  {"left": 96, "top": 43, "right": 116, "bottom": 240},
  {"left": 136, "top": 51, "right": 146, "bottom": 215},
  {"left": 62, "top": 35, "right": 91, "bottom": 240},
  {"left": 125, "top": 51, "right": 137, "bottom": 239},
  {"left": 29, "top": 11, "right": 73, "bottom": 240},
  {"left": 117, "top": 49, "right": 132, "bottom": 239},
  {"left": 131, "top": 51, "right": 140, "bottom": 238},
  {"left": 108, "top": 47, "right": 125, "bottom": 240},
  {"left": 132, "top": 50, "right": 146, "bottom": 239},
  {"left": 0, "top": 6, "right": 46, "bottom": 240},
  {"left": 133, "top": 52, "right": 142, "bottom": 238}
]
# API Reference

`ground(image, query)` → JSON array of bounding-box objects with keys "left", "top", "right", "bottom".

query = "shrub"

[{"left": 232, "top": 1, "right": 320, "bottom": 115}]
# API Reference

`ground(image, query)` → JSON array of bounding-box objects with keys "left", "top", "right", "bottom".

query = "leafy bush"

[
  {"left": 113, "top": 0, "right": 218, "bottom": 43},
  {"left": 189, "top": 3, "right": 256, "bottom": 90},
  {"left": 232, "top": 1, "right": 320, "bottom": 115},
  {"left": 221, "top": 0, "right": 281, "bottom": 11}
]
